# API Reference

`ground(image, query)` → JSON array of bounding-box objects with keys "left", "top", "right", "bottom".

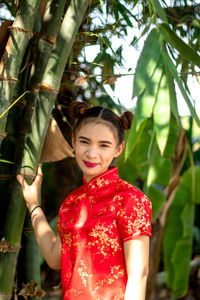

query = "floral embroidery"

[
  {"left": 78, "top": 260, "right": 93, "bottom": 287},
  {"left": 65, "top": 288, "right": 83, "bottom": 297},
  {"left": 95, "top": 265, "right": 125, "bottom": 289},
  {"left": 57, "top": 166, "right": 152, "bottom": 299},
  {"left": 88, "top": 220, "right": 121, "bottom": 260},
  {"left": 63, "top": 232, "right": 72, "bottom": 248}
]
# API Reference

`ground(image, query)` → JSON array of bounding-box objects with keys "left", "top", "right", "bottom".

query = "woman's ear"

[{"left": 114, "top": 141, "right": 125, "bottom": 158}]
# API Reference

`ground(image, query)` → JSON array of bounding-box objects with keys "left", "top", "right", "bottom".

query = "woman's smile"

[{"left": 83, "top": 160, "right": 99, "bottom": 168}]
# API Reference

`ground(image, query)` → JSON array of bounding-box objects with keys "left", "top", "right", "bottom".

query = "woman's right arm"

[{"left": 17, "top": 165, "right": 61, "bottom": 270}]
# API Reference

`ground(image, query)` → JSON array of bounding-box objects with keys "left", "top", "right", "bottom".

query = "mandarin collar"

[{"left": 82, "top": 166, "right": 119, "bottom": 191}]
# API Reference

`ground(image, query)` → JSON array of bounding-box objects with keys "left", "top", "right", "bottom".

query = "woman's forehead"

[{"left": 76, "top": 121, "right": 117, "bottom": 141}]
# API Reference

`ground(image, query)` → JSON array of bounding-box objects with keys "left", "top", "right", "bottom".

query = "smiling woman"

[
  {"left": 73, "top": 123, "right": 124, "bottom": 183},
  {"left": 17, "top": 101, "right": 152, "bottom": 300}
]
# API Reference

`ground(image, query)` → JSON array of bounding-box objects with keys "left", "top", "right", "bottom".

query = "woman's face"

[{"left": 72, "top": 122, "right": 124, "bottom": 183}]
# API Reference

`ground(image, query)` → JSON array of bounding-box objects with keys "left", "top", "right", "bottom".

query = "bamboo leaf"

[
  {"left": 0, "top": 159, "right": 14, "bottom": 164},
  {"left": 150, "top": 0, "right": 168, "bottom": 23},
  {"left": 153, "top": 69, "right": 170, "bottom": 155},
  {"left": 158, "top": 23, "right": 200, "bottom": 68},
  {"left": 114, "top": 0, "right": 135, "bottom": 26},
  {"left": 133, "top": 29, "right": 163, "bottom": 98},
  {"left": 162, "top": 51, "right": 200, "bottom": 127},
  {"left": 135, "top": 55, "right": 163, "bottom": 129}
]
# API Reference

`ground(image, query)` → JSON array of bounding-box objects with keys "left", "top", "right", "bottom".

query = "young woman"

[{"left": 17, "top": 101, "right": 152, "bottom": 300}]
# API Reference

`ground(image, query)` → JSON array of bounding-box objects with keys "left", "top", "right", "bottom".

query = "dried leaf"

[
  {"left": 0, "top": 237, "right": 11, "bottom": 253},
  {"left": 39, "top": 117, "right": 74, "bottom": 163},
  {"left": 0, "top": 20, "right": 13, "bottom": 61},
  {"left": 103, "top": 75, "right": 119, "bottom": 85},
  {"left": 19, "top": 280, "right": 45, "bottom": 299},
  {"left": 74, "top": 75, "right": 87, "bottom": 86}
]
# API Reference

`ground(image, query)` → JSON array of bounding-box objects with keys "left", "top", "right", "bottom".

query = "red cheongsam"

[{"left": 57, "top": 166, "right": 152, "bottom": 300}]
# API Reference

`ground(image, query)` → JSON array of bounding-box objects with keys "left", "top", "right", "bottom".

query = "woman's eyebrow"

[
  {"left": 99, "top": 140, "right": 112, "bottom": 144},
  {"left": 78, "top": 136, "right": 90, "bottom": 141},
  {"left": 78, "top": 136, "right": 112, "bottom": 144}
]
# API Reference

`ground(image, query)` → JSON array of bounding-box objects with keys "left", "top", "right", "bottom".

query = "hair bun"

[
  {"left": 119, "top": 111, "right": 134, "bottom": 130},
  {"left": 68, "top": 101, "right": 90, "bottom": 118}
]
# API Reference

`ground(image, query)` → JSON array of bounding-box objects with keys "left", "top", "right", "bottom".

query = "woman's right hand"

[{"left": 17, "top": 164, "right": 43, "bottom": 211}]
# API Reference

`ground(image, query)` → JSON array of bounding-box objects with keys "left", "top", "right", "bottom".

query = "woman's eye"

[
  {"left": 80, "top": 140, "right": 88, "bottom": 144},
  {"left": 101, "top": 144, "right": 109, "bottom": 148}
]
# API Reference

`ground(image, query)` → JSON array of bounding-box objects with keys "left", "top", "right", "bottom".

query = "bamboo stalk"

[
  {"left": 0, "top": 0, "right": 40, "bottom": 133},
  {"left": 42, "top": 0, "right": 90, "bottom": 89},
  {"left": 0, "top": 1, "right": 90, "bottom": 298},
  {"left": 17, "top": 2, "right": 68, "bottom": 295}
]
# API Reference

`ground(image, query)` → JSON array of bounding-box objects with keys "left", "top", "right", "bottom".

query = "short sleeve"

[{"left": 117, "top": 188, "right": 152, "bottom": 242}]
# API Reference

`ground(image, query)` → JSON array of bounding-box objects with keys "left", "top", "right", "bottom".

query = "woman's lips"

[{"left": 83, "top": 161, "right": 98, "bottom": 168}]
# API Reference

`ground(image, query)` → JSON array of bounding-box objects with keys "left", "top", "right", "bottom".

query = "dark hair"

[{"left": 68, "top": 101, "right": 134, "bottom": 144}]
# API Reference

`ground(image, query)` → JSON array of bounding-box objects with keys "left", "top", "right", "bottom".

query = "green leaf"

[
  {"left": 153, "top": 69, "right": 170, "bottom": 155},
  {"left": 159, "top": 23, "right": 200, "bottom": 68},
  {"left": 162, "top": 51, "right": 200, "bottom": 127},
  {"left": 164, "top": 63, "right": 180, "bottom": 126},
  {"left": 124, "top": 117, "right": 147, "bottom": 162},
  {"left": 118, "top": 119, "right": 152, "bottom": 183},
  {"left": 135, "top": 55, "right": 163, "bottom": 129},
  {"left": 146, "top": 142, "right": 172, "bottom": 188},
  {"left": 114, "top": 0, "right": 135, "bottom": 26},
  {"left": 148, "top": 184, "right": 165, "bottom": 222},
  {"left": 163, "top": 116, "right": 179, "bottom": 158},
  {"left": 171, "top": 203, "right": 194, "bottom": 298},
  {"left": 0, "top": 159, "right": 14, "bottom": 164},
  {"left": 163, "top": 167, "right": 200, "bottom": 296},
  {"left": 150, "top": 0, "right": 168, "bottom": 23},
  {"left": 133, "top": 29, "right": 163, "bottom": 98}
]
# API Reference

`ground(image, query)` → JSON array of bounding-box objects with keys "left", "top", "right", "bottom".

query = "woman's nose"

[{"left": 86, "top": 146, "right": 98, "bottom": 158}]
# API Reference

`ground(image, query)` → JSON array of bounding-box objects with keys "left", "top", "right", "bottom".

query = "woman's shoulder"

[
  {"left": 116, "top": 178, "right": 143, "bottom": 194},
  {"left": 115, "top": 178, "right": 151, "bottom": 205}
]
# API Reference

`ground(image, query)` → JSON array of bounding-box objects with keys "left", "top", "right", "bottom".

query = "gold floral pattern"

[
  {"left": 87, "top": 220, "right": 121, "bottom": 260},
  {"left": 57, "top": 166, "right": 152, "bottom": 299},
  {"left": 95, "top": 265, "right": 125, "bottom": 289},
  {"left": 78, "top": 260, "right": 93, "bottom": 287}
]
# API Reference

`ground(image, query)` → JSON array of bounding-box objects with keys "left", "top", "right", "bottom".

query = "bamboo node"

[
  {"left": 0, "top": 132, "right": 7, "bottom": 139},
  {"left": 0, "top": 75, "right": 18, "bottom": 82},
  {"left": 19, "top": 280, "right": 45, "bottom": 299},
  {"left": 0, "top": 294, "right": 12, "bottom": 298},
  {"left": 39, "top": 35, "right": 56, "bottom": 44},
  {"left": 38, "top": 83, "right": 59, "bottom": 93},
  {"left": 23, "top": 227, "right": 34, "bottom": 232},
  {"left": 8, "top": 26, "right": 34, "bottom": 38},
  {"left": 18, "top": 172, "right": 36, "bottom": 179},
  {"left": 0, "top": 237, "right": 21, "bottom": 253},
  {"left": 0, "top": 174, "right": 13, "bottom": 179}
]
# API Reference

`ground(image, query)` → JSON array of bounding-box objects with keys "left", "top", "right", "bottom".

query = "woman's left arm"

[{"left": 124, "top": 235, "right": 150, "bottom": 300}]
